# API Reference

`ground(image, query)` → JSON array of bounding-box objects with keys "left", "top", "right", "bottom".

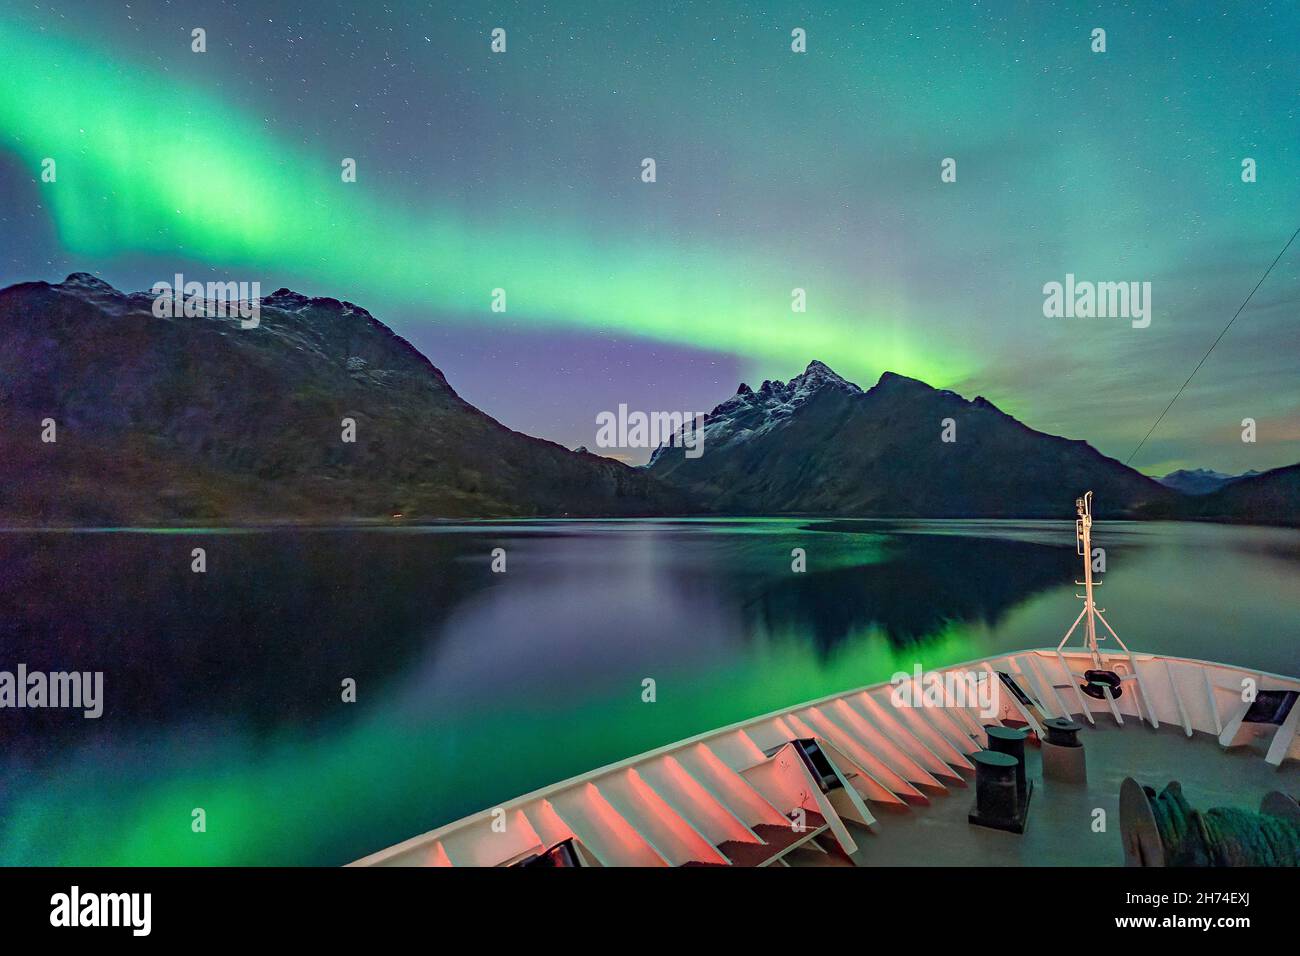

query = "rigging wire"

[{"left": 1126, "top": 224, "right": 1300, "bottom": 466}]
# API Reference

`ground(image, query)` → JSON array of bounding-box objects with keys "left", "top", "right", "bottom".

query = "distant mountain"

[
  {"left": 647, "top": 360, "right": 1177, "bottom": 518},
  {"left": 1157, "top": 467, "right": 1260, "bottom": 496},
  {"left": 1179, "top": 464, "right": 1300, "bottom": 527},
  {"left": 0, "top": 274, "right": 683, "bottom": 523}
]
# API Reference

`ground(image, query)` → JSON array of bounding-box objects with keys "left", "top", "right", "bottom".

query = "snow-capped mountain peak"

[
  {"left": 647, "top": 360, "right": 862, "bottom": 466},
  {"left": 734, "top": 359, "right": 861, "bottom": 411},
  {"left": 1157, "top": 467, "right": 1262, "bottom": 496}
]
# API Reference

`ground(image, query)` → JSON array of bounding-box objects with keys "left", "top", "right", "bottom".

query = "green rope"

[{"left": 1145, "top": 782, "right": 1300, "bottom": 867}]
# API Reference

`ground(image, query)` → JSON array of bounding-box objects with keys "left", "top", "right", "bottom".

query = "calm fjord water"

[{"left": 1, "top": 518, "right": 1297, "bottom": 865}]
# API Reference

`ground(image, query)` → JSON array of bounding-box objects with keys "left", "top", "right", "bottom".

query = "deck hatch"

[
  {"left": 511, "top": 839, "right": 582, "bottom": 868},
  {"left": 996, "top": 671, "right": 1034, "bottom": 707},
  {"left": 1243, "top": 690, "right": 1298, "bottom": 726},
  {"left": 765, "top": 738, "right": 841, "bottom": 794}
]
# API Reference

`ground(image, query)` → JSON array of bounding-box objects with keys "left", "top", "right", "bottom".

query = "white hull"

[{"left": 352, "top": 648, "right": 1300, "bottom": 867}]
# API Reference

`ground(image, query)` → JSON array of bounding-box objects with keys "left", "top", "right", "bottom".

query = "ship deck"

[
  {"left": 354, "top": 649, "right": 1300, "bottom": 868},
  {"left": 786, "top": 721, "right": 1292, "bottom": 867}
]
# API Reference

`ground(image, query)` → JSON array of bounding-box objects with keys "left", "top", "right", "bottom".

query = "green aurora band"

[{"left": 0, "top": 20, "right": 967, "bottom": 389}]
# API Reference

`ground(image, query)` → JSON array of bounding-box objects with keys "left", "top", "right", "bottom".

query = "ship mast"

[{"left": 1057, "top": 491, "right": 1131, "bottom": 667}]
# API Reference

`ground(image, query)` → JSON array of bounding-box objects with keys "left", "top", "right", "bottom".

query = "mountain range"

[
  {"left": 1, "top": 275, "right": 1294, "bottom": 526},
  {"left": 0, "top": 274, "right": 682, "bottom": 523},
  {"left": 1156, "top": 467, "right": 1260, "bottom": 496},
  {"left": 1177, "top": 463, "right": 1300, "bottom": 524},
  {"left": 648, "top": 360, "right": 1178, "bottom": 518}
]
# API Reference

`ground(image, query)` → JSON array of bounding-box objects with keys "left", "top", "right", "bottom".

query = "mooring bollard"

[
  {"left": 985, "top": 724, "right": 1030, "bottom": 807},
  {"left": 968, "top": 749, "right": 1029, "bottom": 833},
  {"left": 1042, "top": 717, "right": 1086, "bottom": 783}
]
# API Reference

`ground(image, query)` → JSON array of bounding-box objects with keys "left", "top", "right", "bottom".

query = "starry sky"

[{"left": 0, "top": 0, "right": 1296, "bottom": 472}]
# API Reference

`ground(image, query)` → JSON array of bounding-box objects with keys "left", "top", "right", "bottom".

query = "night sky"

[{"left": 1, "top": 1, "right": 1296, "bottom": 471}]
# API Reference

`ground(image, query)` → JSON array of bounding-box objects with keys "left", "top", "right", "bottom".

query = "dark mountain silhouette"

[
  {"left": 1157, "top": 467, "right": 1259, "bottom": 496},
  {"left": 0, "top": 274, "right": 684, "bottom": 523},
  {"left": 2, "top": 276, "right": 1292, "bottom": 525},
  {"left": 1178, "top": 464, "right": 1300, "bottom": 527},
  {"left": 648, "top": 360, "right": 1178, "bottom": 518}
]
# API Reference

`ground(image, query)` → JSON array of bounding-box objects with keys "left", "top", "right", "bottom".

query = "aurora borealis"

[
  {"left": 4, "top": 0, "right": 1300, "bottom": 883},
  {"left": 1, "top": 1, "right": 1297, "bottom": 472}
]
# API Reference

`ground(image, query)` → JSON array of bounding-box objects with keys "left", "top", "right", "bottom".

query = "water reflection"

[
  {"left": 1, "top": 519, "right": 1296, "bottom": 865},
  {"left": 748, "top": 531, "right": 1087, "bottom": 652},
  {"left": 0, "top": 530, "right": 486, "bottom": 745}
]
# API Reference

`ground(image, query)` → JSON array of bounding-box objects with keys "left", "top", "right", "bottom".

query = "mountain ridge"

[
  {"left": 648, "top": 358, "right": 1176, "bottom": 518},
  {"left": 2, "top": 275, "right": 1294, "bottom": 525},
  {"left": 0, "top": 274, "right": 686, "bottom": 523},
  {"left": 1157, "top": 467, "right": 1261, "bottom": 496}
]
